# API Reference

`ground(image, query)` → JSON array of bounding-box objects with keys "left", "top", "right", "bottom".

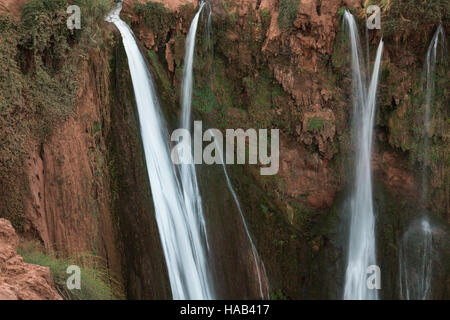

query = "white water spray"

[
  {"left": 399, "top": 219, "right": 434, "bottom": 299},
  {"left": 343, "top": 11, "right": 383, "bottom": 300},
  {"left": 107, "top": 2, "right": 213, "bottom": 299}
]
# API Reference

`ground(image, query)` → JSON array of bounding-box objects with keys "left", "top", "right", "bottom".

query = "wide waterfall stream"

[
  {"left": 343, "top": 11, "right": 383, "bottom": 300},
  {"left": 107, "top": 3, "right": 214, "bottom": 299}
]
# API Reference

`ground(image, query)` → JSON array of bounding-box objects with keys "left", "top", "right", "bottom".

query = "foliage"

[
  {"left": 372, "top": 0, "right": 449, "bottom": 41},
  {"left": 0, "top": 0, "right": 113, "bottom": 229},
  {"left": 277, "top": 0, "right": 299, "bottom": 29},
  {"left": 19, "top": 241, "right": 124, "bottom": 300},
  {"left": 0, "top": 15, "right": 28, "bottom": 231},
  {"left": 260, "top": 8, "right": 271, "bottom": 29},
  {"left": 71, "top": 0, "right": 114, "bottom": 48},
  {"left": 72, "top": 0, "right": 114, "bottom": 25},
  {"left": 133, "top": 2, "right": 172, "bottom": 42},
  {"left": 270, "top": 288, "right": 288, "bottom": 300},
  {"left": 0, "top": 15, "right": 22, "bottom": 113},
  {"left": 193, "top": 85, "right": 218, "bottom": 114},
  {"left": 307, "top": 116, "right": 325, "bottom": 131},
  {"left": 21, "top": 0, "right": 69, "bottom": 59}
]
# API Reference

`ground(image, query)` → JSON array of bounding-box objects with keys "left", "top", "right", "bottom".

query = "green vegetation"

[
  {"left": 19, "top": 241, "right": 124, "bottom": 300},
  {"left": 277, "top": 0, "right": 299, "bottom": 29},
  {"left": 363, "top": 0, "right": 449, "bottom": 43},
  {"left": 307, "top": 116, "right": 325, "bottom": 132},
  {"left": 0, "top": 0, "right": 113, "bottom": 231},
  {"left": 193, "top": 85, "right": 218, "bottom": 114},
  {"left": 147, "top": 50, "right": 175, "bottom": 96},
  {"left": 133, "top": 2, "right": 172, "bottom": 43},
  {"left": 270, "top": 288, "right": 288, "bottom": 300},
  {"left": 260, "top": 9, "right": 271, "bottom": 29}
]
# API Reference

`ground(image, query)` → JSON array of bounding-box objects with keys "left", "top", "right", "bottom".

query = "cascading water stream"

[
  {"left": 179, "top": 1, "right": 209, "bottom": 251},
  {"left": 398, "top": 25, "right": 446, "bottom": 300},
  {"left": 343, "top": 11, "right": 383, "bottom": 300},
  {"left": 216, "top": 153, "right": 270, "bottom": 299},
  {"left": 399, "top": 219, "right": 434, "bottom": 300},
  {"left": 106, "top": 2, "right": 214, "bottom": 300},
  {"left": 180, "top": 1, "right": 269, "bottom": 299},
  {"left": 421, "top": 25, "right": 446, "bottom": 206}
]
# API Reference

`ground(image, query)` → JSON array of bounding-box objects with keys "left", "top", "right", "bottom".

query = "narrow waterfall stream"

[
  {"left": 421, "top": 25, "right": 446, "bottom": 206},
  {"left": 178, "top": 0, "right": 210, "bottom": 258},
  {"left": 399, "top": 219, "right": 434, "bottom": 300},
  {"left": 180, "top": 1, "right": 269, "bottom": 299},
  {"left": 398, "top": 25, "right": 447, "bottom": 300},
  {"left": 107, "top": 2, "right": 214, "bottom": 300},
  {"left": 343, "top": 11, "right": 384, "bottom": 300}
]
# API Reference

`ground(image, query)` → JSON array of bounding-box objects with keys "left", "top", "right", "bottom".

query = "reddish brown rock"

[
  {"left": 278, "top": 139, "right": 337, "bottom": 209},
  {"left": 139, "top": 26, "right": 156, "bottom": 49},
  {"left": 0, "top": 0, "right": 27, "bottom": 20},
  {"left": 22, "top": 51, "right": 122, "bottom": 282},
  {"left": 0, "top": 219, "right": 62, "bottom": 300},
  {"left": 373, "top": 151, "right": 417, "bottom": 198}
]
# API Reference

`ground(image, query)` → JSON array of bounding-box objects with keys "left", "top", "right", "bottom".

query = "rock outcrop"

[
  {"left": 0, "top": 0, "right": 26, "bottom": 20},
  {"left": 0, "top": 219, "right": 62, "bottom": 300}
]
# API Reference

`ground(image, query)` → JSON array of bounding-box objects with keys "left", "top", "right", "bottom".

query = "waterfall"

[
  {"left": 107, "top": 2, "right": 214, "bottom": 300},
  {"left": 179, "top": 1, "right": 210, "bottom": 252},
  {"left": 218, "top": 156, "right": 270, "bottom": 299},
  {"left": 343, "top": 11, "right": 383, "bottom": 300},
  {"left": 399, "top": 219, "right": 434, "bottom": 299},
  {"left": 398, "top": 25, "right": 446, "bottom": 301},
  {"left": 180, "top": 1, "right": 269, "bottom": 299},
  {"left": 421, "top": 25, "right": 446, "bottom": 206}
]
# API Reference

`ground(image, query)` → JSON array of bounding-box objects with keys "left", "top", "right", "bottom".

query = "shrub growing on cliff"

[
  {"left": 277, "top": 0, "right": 299, "bottom": 29},
  {"left": 307, "top": 116, "right": 325, "bottom": 132},
  {"left": 0, "top": 14, "right": 30, "bottom": 231},
  {"left": 133, "top": 2, "right": 172, "bottom": 43},
  {"left": 367, "top": 0, "right": 449, "bottom": 43},
  {"left": 21, "top": 0, "right": 69, "bottom": 58},
  {"left": 19, "top": 242, "right": 124, "bottom": 300},
  {"left": 0, "top": 0, "right": 113, "bottom": 230},
  {"left": 71, "top": 0, "right": 114, "bottom": 48}
]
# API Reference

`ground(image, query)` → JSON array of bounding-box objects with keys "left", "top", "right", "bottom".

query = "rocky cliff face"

[
  {"left": 124, "top": 0, "right": 448, "bottom": 215},
  {"left": 0, "top": 0, "right": 448, "bottom": 299},
  {"left": 0, "top": 218, "right": 61, "bottom": 300}
]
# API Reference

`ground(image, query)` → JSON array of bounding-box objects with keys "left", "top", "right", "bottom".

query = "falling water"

[
  {"left": 343, "top": 11, "right": 383, "bottom": 300},
  {"left": 107, "top": 2, "right": 214, "bottom": 299},
  {"left": 179, "top": 1, "right": 210, "bottom": 251},
  {"left": 399, "top": 219, "right": 434, "bottom": 299},
  {"left": 398, "top": 26, "right": 446, "bottom": 300},
  {"left": 180, "top": 1, "right": 269, "bottom": 299},
  {"left": 421, "top": 25, "right": 446, "bottom": 205},
  {"left": 218, "top": 156, "right": 270, "bottom": 299}
]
